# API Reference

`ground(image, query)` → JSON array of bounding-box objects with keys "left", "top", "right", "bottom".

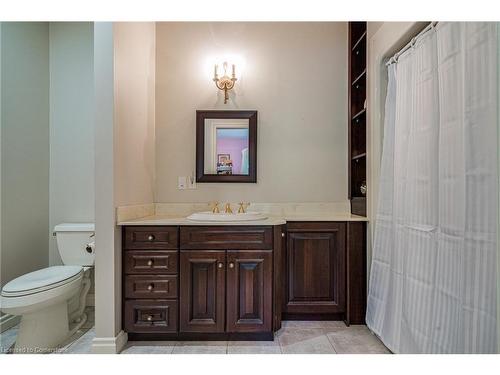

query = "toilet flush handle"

[{"left": 85, "top": 242, "right": 95, "bottom": 254}]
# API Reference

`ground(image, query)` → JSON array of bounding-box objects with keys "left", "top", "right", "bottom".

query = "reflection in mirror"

[{"left": 204, "top": 119, "right": 250, "bottom": 175}]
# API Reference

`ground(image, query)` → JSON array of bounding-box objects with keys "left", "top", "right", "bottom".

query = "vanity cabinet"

[
  {"left": 179, "top": 227, "right": 274, "bottom": 335},
  {"left": 179, "top": 249, "right": 272, "bottom": 333},
  {"left": 121, "top": 220, "right": 366, "bottom": 339},
  {"left": 123, "top": 225, "right": 280, "bottom": 340}
]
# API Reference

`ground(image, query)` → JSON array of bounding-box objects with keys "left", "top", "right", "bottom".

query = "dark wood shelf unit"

[{"left": 348, "top": 22, "right": 367, "bottom": 216}]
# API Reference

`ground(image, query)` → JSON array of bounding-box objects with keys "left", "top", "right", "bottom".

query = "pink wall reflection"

[{"left": 216, "top": 137, "right": 248, "bottom": 174}]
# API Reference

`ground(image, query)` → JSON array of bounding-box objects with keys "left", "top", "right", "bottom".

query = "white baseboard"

[
  {"left": 0, "top": 314, "right": 20, "bottom": 333},
  {"left": 91, "top": 330, "right": 128, "bottom": 354}
]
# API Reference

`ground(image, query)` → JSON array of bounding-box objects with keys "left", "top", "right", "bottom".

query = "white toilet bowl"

[
  {"left": 0, "top": 223, "right": 95, "bottom": 353},
  {"left": 1, "top": 266, "right": 85, "bottom": 353}
]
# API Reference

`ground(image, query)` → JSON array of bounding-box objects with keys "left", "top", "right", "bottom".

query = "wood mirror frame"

[{"left": 196, "top": 110, "right": 257, "bottom": 183}]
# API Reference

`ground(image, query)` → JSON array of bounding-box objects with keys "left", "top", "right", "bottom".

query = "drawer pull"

[
  {"left": 147, "top": 234, "right": 155, "bottom": 242},
  {"left": 147, "top": 284, "right": 154, "bottom": 291},
  {"left": 228, "top": 262, "right": 235, "bottom": 269},
  {"left": 147, "top": 259, "right": 154, "bottom": 267},
  {"left": 146, "top": 315, "right": 153, "bottom": 321}
]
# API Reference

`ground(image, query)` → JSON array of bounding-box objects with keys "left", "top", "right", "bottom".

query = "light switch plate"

[
  {"left": 187, "top": 175, "right": 196, "bottom": 189},
  {"left": 178, "top": 176, "right": 187, "bottom": 190}
]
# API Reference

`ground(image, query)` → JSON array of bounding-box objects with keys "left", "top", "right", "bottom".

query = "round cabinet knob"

[
  {"left": 147, "top": 259, "right": 154, "bottom": 267},
  {"left": 147, "top": 234, "right": 155, "bottom": 242},
  {"left": 281, "top": 232, "right": 285, "bottom": 238},
  {"left": 147, "top": 315, "right": 153, "bottom": 322},
  {"left": 147, "top": 284, "right": 154, "bottom": 291},
  {"left": 228, "top": 262, "right": 235, "bottom": 269},
  {"left": 217, "top": 262, "right": 224, "bottom": 269}
]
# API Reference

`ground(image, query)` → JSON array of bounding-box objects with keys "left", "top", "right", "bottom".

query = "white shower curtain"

[{"left": 366, "top": 22, "right": 498, "bottom": 354}]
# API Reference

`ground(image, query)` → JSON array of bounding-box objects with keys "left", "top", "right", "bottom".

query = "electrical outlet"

[{"left": 178, "top": 176, "right": 187, "bottom": 190}]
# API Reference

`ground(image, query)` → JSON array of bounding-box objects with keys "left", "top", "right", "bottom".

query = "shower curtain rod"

[{"left": 385, "top": 21, "right": 439, "bottom": 66}]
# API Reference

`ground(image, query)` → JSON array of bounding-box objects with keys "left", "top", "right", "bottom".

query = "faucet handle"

[
  {"left": 237, "top": 202, "right": 250, "bottom": 214},
  {"left": 209, "top": 201, "right": 220, "bottom": 213}
]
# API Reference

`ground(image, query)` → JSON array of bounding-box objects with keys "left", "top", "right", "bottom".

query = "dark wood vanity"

[{"left": 122, "top": 221, "right": 366, "bottom": 340}]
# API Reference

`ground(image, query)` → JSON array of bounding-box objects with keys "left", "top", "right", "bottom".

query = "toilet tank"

[{"left": 54, "top": 223, "right": 95, "bottom": 266}]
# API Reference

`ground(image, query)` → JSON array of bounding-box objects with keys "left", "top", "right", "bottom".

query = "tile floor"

[{"left": 1, "top": 310, "right": 390, "bottom": 354}]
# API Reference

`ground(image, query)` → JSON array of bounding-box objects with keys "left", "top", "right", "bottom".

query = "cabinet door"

[
  {"left": 226, "top": 250, "right": 273, "bottom": 332},
  {"left": 286, "top": 227, "right": 345, "bottom": 314},
  {"left": 179, "top": 250, "right": 226, "bottom": 333}
]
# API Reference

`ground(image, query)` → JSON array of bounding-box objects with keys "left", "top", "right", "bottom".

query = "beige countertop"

[{"left": 117, "top": 213, "right": 367, "bottom": 226}]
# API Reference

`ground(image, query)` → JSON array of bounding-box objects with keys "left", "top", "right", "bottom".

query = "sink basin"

[{"left": 187, "top": 211, "right": 268, "bottom": 222}]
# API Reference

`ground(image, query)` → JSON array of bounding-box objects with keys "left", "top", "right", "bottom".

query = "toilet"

[{"left": 0, "top": 223, "right": 95, "bottom": 353}]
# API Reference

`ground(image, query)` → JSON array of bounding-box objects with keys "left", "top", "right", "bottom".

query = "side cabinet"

[
  {"left": 284, "top": 221, "right": 366, "bottom": 324},
  {"left": 285, "top": 222, "right": 346, "bottom": 316}
]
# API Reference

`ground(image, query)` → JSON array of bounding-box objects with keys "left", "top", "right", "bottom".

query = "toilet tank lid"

[{"left": 54, "top": 223, "right": 95, "bottom": 232}]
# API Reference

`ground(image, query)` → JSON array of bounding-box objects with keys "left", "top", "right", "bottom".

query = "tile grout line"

[
  {"left": 169, "top": 341, "right": 177, "bottom": 354},
  {"left": 325, "top": 331, "right": 338, "bottom": 354}
]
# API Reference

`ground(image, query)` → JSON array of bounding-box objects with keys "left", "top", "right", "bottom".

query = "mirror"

[{"left": 196, "top": 110, "right": 257, "bottom": 182}]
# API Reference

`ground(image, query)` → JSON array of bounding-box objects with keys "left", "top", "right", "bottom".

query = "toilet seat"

[{"left": 1, "top": 266, "right": 83, "bottom": 297}]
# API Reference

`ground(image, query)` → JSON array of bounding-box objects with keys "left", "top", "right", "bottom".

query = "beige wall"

[
  {"left": 114, "top": 23, "right": 156, "bottom": 207},
  {"left": 49, "top": 22, "right": 95, "bottom": 265},
  {"left": 1, "top": 22, "right": 50, "bottom": 289},
  {"left": 155, "top": 22, "right": 348, "bottom": 203}
]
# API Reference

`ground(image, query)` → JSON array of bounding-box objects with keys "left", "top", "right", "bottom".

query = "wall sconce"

[{"left": 213, "top": 62, "right": 237, "bottom": 104}]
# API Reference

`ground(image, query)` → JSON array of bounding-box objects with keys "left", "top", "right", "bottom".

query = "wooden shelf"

[
  {"left": 351, "top": 31, "right": 366, "bottom": 51},
  {"left": 351, "top": 108, "right": 366, "bottom": 121},
  {"left": 352, "top": 152, "right": 366, "bottom": 161},
  {"left": 351, "top": 69, "right": 366, "bottom": 86}
]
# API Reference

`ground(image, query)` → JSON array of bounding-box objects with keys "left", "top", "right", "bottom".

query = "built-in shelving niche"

[{"left": 348, "top": 22, "right": 367, "bottom": 216}]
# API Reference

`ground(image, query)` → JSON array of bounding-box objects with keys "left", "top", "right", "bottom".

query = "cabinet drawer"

[
  {"left": 124, "top": 300, "right": 178, "bottom": 333},
  {"left": 125, "top": 275, "right": 178, "bottom": 299},
  {"left": 287, "top": 222, "right": 346, "bottom": 232},
  {"left": 124, "top": 226, "right": 178, "bottom": 249},
  {"left": 180, "top": 226, "right": 273, "bottom": 250},
  {"left": 124, "top": 251, "right": 178, "bottom": 274}
]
